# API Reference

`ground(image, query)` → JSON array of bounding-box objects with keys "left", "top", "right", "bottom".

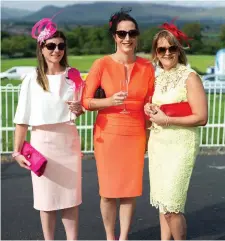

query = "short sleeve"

[
  {"left": 14, "top": 73, "right": 32, "bottom": 125},
  {"left": 81, "top": 58, "right": 102, "bottom": 110}
]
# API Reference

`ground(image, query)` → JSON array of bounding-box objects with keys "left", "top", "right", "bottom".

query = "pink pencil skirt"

[{"left": 30, "top": 123, "right": 82, "bottom": 211}]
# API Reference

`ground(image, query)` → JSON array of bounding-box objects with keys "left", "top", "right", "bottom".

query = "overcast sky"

[{"left": 2, "top": 0, "right": 225, "bottom": 11}]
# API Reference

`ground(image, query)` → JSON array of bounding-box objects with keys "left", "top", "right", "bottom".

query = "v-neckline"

[
  {"left": 124, "top": 64, "right": 135, "bottom": 84},
  {"left": 107, "top": 55, "right": 138, "bottom": 84}
]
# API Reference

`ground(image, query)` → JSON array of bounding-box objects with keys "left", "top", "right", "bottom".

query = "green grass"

[
  {"left": 186, "top": 55, "right": 215, "bottom": 74},
  {"left": 1, "top": 90, "right": 97, "bottom": 151},
  {"left": 1, "top": 55, "right": 102, "bottom": 73},
  {"left": 1, "top": 54, "right": 223, "bottom": 152},
  {"left": 1, "top": 54, "right": 215, "bottom": 78},
  {"left": 1, "top": 87, "right": 224, "bottom": 151}
]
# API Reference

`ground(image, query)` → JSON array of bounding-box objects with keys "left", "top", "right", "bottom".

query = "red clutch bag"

[
  {"left": 160, "top": 102, "right": 192, "bottom": 117},
  {"left": 21, "top": 141, "right": 47, "bottom": 177}
]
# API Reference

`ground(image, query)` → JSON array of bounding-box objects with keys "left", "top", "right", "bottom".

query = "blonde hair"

[
  {"left": 36, "top": 31, "right": 68, "bottom": 91},
  {"left": 151, "top": 30, "right": 187, "bottom": 68}
]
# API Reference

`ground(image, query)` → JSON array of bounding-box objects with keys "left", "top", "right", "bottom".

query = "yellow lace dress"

[{"left": 148, "top": 64, "right": 200, "bottom": 214}]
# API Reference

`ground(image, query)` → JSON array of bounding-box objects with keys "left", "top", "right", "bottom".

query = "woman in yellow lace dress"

[{"left": 144, "top": 22, "right": 208, "bottom": 240}]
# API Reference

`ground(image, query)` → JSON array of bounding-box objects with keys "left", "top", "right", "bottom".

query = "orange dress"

[{"left": 82, "top": 56, "right": 154, "bottom": 198}]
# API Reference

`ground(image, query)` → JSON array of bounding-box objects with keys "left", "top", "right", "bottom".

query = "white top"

[{"left": 14, "top": 68, "right": 77, "bottom": 126}]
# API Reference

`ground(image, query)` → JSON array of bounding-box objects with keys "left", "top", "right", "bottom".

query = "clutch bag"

[
  {"left": 94, "top": 86, "right": 106, "bottom": 99},
  {"left": 160, "top": 102, "right": 192, "bottom": 117},
  {"left": 21, "top": 141, "right": 47, "bottom": 177}
]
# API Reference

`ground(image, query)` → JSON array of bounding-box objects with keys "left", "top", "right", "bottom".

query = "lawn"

[
  {"left": 1, "top": 54, "right": 214, "bottom": 86},
  {"left": 1, "top": 87, "right": 224, "bottom": 152},
  {"left": 1, "top": 54, "right": 215, "bottom": 78},
  {"left": 1, "top": 55, "right": 102, "bottom": 73},
  {"left": 1, "top": 54, "right": 223, "bottom": 152}
]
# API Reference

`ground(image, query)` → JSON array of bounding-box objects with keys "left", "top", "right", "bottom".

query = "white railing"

[{"left": 1, "top": 82, "right": 225, "bottom": 153}]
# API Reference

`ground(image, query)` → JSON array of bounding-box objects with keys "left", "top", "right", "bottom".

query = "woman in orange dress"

[{"left": 82, "top": 9, "right": 154, "bottom": 240}]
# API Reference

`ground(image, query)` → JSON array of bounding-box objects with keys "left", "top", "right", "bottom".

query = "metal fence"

[{"left": 1, "top": 82, "right": 225, "bottom": 153}]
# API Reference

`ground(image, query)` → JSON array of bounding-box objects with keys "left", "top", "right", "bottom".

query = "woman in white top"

[{"left": 12, "top": 18, "right": 83, "bottom": 240}]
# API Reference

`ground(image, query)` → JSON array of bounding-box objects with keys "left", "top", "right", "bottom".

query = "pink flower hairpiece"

[
  {"left": 31, "top": 11, "right": 62, "bottom": 45},
  {"left": 159, "top": 18, "right": 192, "bottom": 47},
  {"left": 109, "top": 14, "right": 118, "bottom": 28},
  {"left": 66, "top": 68, "right": 85, "bottom": 92}
]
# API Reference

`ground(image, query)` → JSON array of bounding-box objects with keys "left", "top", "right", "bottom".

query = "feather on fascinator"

[
  {"left": 31, "top": 11, "right": 62, "bottom": 44},
  {"left": 159, "top": 18, "right": 192, "bottom": 48}
]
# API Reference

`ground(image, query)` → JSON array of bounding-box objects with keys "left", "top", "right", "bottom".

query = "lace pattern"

[
  {"left": 155, "top": 64, "right": 193, "bottom": 94},
  {"left": 148, "top": 64, "right": 199, "bottom": 213},
  {"left": 150, "top": 197, "right": 184, "bottom": 214},
  {"left": 150, "top": 64, "right": 195, "bottom": 132}
]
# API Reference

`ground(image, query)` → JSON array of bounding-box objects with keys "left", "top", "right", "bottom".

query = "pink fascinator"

[
  {"left": 159, "top": 18, "right": 192, "bottom": 48},
  {"left": 31, "top": 11, "right": 62, "bottom": 44}
]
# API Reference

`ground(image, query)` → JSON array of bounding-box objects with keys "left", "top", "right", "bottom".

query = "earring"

[
  {"left": 156, "top": 59, "right": 159, "bottom": 66},
  {"left": 135, "top": 41, "right": 139, "bottom": 52},
  {"left": 115, "top": 42, "right": 117, "bottom": 52}
]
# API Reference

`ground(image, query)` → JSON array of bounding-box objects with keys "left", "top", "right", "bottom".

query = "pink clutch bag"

[{"left": 21, "top": 141, "right": 47, "bottom": 177}]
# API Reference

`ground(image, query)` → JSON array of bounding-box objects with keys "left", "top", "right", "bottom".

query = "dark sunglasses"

[
  {"left": 44, "top": 42, "right": 66, "bottom": 51},
  {"left": 156, "top": 45, "right": 178, "bottom": 55},
  {"left": 115, "top": 30, "right": 140, "bottom": 39}
]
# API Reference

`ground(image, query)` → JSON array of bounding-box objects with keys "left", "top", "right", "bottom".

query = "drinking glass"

[
  {"left": 120, "top": 79, "right": 129, "bottom": 114},
  {"left": 68, "top": 88, "right": 83, "bottom": 124}
]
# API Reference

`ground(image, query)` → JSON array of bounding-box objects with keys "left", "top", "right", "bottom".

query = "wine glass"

[
  {"left": 148, "top": 95, "right": 158, "bottom": 115},
  {"left": 68, "top": 87, "right": 83, "bottom": 124},
  {"left": 120, "top": 79, "right": 129, "bottom": 114}
]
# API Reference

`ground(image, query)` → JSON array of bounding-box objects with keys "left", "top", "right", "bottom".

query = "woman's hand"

[
  {"left": 144, "top": 103, "right": 159, "bottom": 116},
  {"left": 14, "top": 155, "right": 31, "bottom": 170},
  {"left": 110, "top": 91, "right": 127, "bottom": 106},
  {"left": 67, "top": 101, "right": 84, "bottom": 116},
  {"left": 149, "top": 106, "right": 169, "bottom": 126}
]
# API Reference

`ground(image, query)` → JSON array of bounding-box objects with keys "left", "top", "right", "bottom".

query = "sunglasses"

[
  {"left": 156, "top": 45, "right": 178, "bottom": 55},
  {"left": 115, "top": 30, "right": 140, "bottom": 39},
  {"left": 44, "top": 42, "right": 66, "bottom": 51}
]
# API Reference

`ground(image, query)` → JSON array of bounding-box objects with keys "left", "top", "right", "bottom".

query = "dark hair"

[
  {"left": 36, "top": 30, "right": 69, "bottom": 91},
  {"left": 109, "top": 8, "right": 139, "bottom": 35}
]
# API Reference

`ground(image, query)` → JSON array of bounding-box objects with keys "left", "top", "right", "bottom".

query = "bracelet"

[
  {"left": 12, "top": 151, "right": 21, "bottom": 159},
  {"left": 165, "top": 115, "right": 170, "bottom": 127}
]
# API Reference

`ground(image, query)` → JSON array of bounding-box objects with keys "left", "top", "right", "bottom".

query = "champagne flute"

[
  {"left": 120, "top": 79, "right": 129, "bottom": 114},
  {"left": 148, "top": 95, "right": 158, "bottom": 115},
  {"left": 68, "top": 87, "right": 82, "bottom": 124}
]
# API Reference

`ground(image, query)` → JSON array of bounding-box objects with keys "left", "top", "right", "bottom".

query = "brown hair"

[
  {"left": 151, "top": 30, "right": 187, "bottom": 68},
  {"left": 36, "top": 30, "right": 69, "bottom": 91}
]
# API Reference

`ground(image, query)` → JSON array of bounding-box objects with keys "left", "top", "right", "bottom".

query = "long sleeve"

[
  {"left": 144, "top": 63, "right": 155, "bottom": 104},
  {"left": 144, "top": 63, "right": 155, "bottom": 120},
  {"left": 14, "top": 73, "right": 32, "bottom": 125},
  {"left": 81, "top": 59, "right": 102, "bottom": 110}
]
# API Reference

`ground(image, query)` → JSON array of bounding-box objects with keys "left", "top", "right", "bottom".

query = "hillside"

[
  {"left": 2, "top": 2, "right": 225, "bottom": 25},
  {"left": 1, "top": 7, "right": 33, "bottom": 19}
]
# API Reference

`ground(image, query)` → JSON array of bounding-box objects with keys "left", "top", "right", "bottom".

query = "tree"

[
  {"left": 182, "top": 23, "right": 203, "bottom": 54},
  {"left": 219, "top": 24, "right": 225, "bottom": 44},
  {"left": 1, "top": 31, "right": 10, "bottom": 40},
  {"left": 139, "top": 27, "right": 158, "bottom": 53}
]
